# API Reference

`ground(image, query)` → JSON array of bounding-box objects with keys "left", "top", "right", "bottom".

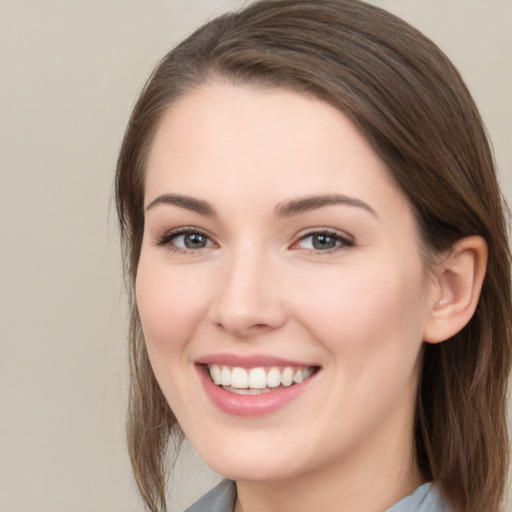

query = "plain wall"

[{"left": 0, "top": 1, "right": 510, "bottom": 511}]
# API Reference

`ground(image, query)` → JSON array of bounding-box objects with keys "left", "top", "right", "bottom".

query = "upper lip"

[{"left": 195, "top": 353, "right": 318, "bottom": 369}]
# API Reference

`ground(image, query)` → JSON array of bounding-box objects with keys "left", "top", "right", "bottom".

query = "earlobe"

[{"left": 423, "top": 236, "right": 488, "bottom": 344}]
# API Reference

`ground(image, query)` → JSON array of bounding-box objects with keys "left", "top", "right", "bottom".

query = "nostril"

[{"left": 214, "top": 320, "right": 273, "bottom": 335}]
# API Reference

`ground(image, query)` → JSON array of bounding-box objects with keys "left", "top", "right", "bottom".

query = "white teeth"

[
  {"left": 231, "top": 367, "right": 248, "bottom": 388},
  {"left": 221, "top": 366, "right": 231, "bottom": 386},
  {"left": 224, "top": 386, "right": 270, "bottom": 395},
  {"left": 281, "top": 367, "right": 294, "bottom": 387},
  {"left": 210, "top": 365, "right": 222, "bottom": 385},
  {"left": 293, "top": 369, "right": 304, "bottom": 384},
  {"left": 267, "top": 367, "right": 281, "bottom": 388},
  {"left": 207, "top": 364, "right": 315, "bottom": 390},
  {"left": 248, "top": 367, "right": 267, "bottom": 389}
]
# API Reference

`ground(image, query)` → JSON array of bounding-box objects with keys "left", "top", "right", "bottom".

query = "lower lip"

[{"left": 197, "top": 365, "right": 316, "bottom": 417}]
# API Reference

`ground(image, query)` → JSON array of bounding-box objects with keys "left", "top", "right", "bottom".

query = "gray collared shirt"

[{"left": 183, "top": 479, "right": 452, "bottom": 511}]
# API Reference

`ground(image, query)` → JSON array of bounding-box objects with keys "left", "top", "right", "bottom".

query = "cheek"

[
  {"left": 135, "top": 255, "right": 210, "bottom": 354},
  {"left": 294, "top": 260, "right": 427, "bottom": 359}
]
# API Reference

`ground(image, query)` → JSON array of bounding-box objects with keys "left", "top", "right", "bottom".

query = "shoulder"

[
  {"left": 386, "top": 483, "right": 452, "bottom": 512},
  {"left": 183, "top": 480, "right": 451, "bottom": 512},
  {"left": 182, "top": 480, "right": 237, "bottom": 512}
]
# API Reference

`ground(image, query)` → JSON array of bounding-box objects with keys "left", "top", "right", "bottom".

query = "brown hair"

[{"left": 115, "top": 1, "right": 512, "bottom": 510}]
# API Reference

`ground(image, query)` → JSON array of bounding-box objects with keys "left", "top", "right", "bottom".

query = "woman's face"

[{"left": 136, "top": 83, "right": 439, "bottom": 483}]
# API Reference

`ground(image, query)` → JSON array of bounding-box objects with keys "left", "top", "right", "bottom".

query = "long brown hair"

[{"left": 115, "top": 1, "right": 512, "bottom": 510}]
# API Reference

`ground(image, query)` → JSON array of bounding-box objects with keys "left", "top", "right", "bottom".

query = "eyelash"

[
  {"left": 156, "top": 227, "right": 215, "bottom": 253},
  {"left": 291, "top": 228, "right": 355, "bottom": 254},
  {"left": 156, "top": 227, "right": 354, "bottom": 254}
]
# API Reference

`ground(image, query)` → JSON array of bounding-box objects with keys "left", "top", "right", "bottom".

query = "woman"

[{"left": 115, "top": 1, "right": 512, "bottom": 511}]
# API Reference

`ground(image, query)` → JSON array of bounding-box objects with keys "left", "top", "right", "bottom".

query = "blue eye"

[
  {"left": 157, "top": 229, "right": 214, "bottom": 250},
  {"left": 295, "top": 231, "right": 354, "bottom": 252}
]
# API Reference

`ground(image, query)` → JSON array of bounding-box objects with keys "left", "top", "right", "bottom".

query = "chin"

[
  {"left": 191, "top": 433, "right": 314, "bottom": 483},
  {"left": 208, "top": 458, "right": 298, "bottom": 483}
]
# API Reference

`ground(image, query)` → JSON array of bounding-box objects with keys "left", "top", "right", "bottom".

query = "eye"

[
  {"left": 292, "top": 230, "right": 354, "bottom": 252},
  {"left": 157, "top": 228, "right": 215, "bottom": 251}
]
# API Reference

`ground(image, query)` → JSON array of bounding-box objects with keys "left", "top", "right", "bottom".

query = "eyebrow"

[
  {"left": 145, "top": 192, "right": 377, "bottom": 218},
  {"left": 145, "top": 193, "right": 216, "bottom": 216},
  {"left": 275, "top": 194, "right": 377, "bottom": 218}
]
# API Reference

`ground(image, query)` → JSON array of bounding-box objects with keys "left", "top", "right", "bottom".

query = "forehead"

[{"left": 144, "top": 83, "right": 410, "bottom": 219}]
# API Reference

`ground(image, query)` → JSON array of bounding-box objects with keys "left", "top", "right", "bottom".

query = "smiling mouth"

[{"left": 206, "top": 364, "right": 319, "bottom": 395}]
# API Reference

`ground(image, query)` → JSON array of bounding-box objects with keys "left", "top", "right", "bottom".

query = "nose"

[{"left": 209, "top": 247, "right": 287, "bottom": 338}]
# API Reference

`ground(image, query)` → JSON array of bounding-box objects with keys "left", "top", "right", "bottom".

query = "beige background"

[{"left": 1, "top": 1, "right": 511, "bottom": 511}]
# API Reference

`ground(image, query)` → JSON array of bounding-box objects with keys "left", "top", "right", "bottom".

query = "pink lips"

[
  {"left": 195, "top": 353, "right": 318, "bottom": 417},
  {"left": 197, "top": 353, "right": 315, "bottom": 368}
]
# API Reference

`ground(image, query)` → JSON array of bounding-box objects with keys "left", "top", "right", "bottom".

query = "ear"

[{"left": 423, "top": 236, "right": 488, "bottom": 344}]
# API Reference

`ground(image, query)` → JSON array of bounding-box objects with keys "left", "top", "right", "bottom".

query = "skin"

[{"left": 136, "top": 83, "right": 445, "bottom": 512}]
